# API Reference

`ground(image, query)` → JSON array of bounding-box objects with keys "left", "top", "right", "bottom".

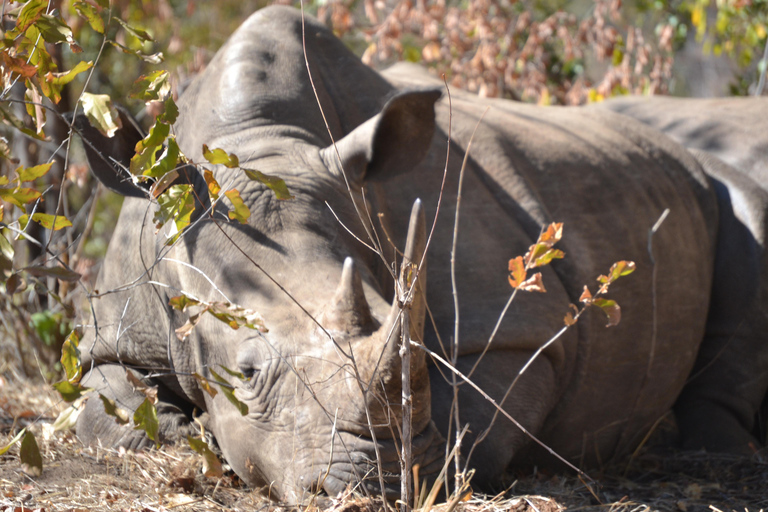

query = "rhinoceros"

[
  {"left": 598, "top": 95, "right": 768, "bottom": 184},
  {"left": 73, "top": 5, "right": 768, "bottom": 502}
]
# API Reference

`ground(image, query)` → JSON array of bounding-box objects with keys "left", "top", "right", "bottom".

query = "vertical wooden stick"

[{"left": 400, "top": 304, "right": 412, "bottom": 512}]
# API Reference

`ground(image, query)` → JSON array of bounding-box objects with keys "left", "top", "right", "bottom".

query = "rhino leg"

[
  {"left": 76, "top": 364, "right": 196, "bottom": 450},
  {"left": 675, "top": 152, "right": 768, "bottom": 453},
  {"left": 429, "top": 351, "right": 557, "bottom": 484}
]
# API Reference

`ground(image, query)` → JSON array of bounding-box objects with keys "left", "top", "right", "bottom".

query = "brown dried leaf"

[
  {"left": 99, "top": 394, "right": 130, "bottom": 425},
  {"left": 579, "top": 285, "right": 593, "bottom": 303},
  {"left": 508, "top": 255, "right": 527, "bottom": 288},
  {"left": 188, "top": 436, "right": 223, "bottom": 478},
  {"left": 539, "top": 222, "right": 564, "bottom": 245},
  {"left": 125, "top": 370, "right": 158, "bottom": 404},
  {"left": 175, "top": 310, "right": 205, "bottom": 341},
  {"left": 518, "top": 272, "right": 546, "bottom": 293},
  {"left": 564, "top": 304, "right": 580, "bottom": 326},
  {"left": 192, "top": 373, "right": 218, "bottom": 398}
]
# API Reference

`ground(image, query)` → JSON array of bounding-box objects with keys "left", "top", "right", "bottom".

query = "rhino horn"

[
  {"left": 322, "top": 257, "right": 375, "bottom": 334},
  {"left": 367, "top": 199, "right": 431, "bottom": 424},
  {"left": 377, "top": 198, "right": 428, "bottom": 350},
  {"left": 401, "top": 198, "right": 427, "bottom": 343}
]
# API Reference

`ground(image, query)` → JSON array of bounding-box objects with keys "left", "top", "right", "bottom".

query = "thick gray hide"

[
  {"left": 75, "top": 7, "right": 768, "bottom": 503},
  {"left": 597, "top": 95, "right": 768, "bottom": 185}
]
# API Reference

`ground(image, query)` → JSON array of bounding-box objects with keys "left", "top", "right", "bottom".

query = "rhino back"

[
  {"left": 598, "top": 95, "right": 768, "bottom": 186},
  {"left": 382, "top": 64, "right": 719, "bottom": 461}
]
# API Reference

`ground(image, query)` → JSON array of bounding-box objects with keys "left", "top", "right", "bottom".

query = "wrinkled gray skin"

[
  {"left": 598, "top": 96, "right": 768, "bottom": 185},
  {"left": 75, "top": 6, "right": 768, "bottom": 502},
  {"left": 597, "top": 96, "right": 768, "bottom": 453}
]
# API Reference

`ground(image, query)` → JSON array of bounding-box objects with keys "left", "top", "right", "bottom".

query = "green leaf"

[
  {"left": 74, "top": 0, "right": 104, "bottom": 33},
  {"left": 203, "top": 169, "right": 221, "bottom": 201},
  {"left": 60, "top": 330, "right": 81, "bottom": 382},
  {"left": 224, "top": 189, "right": 250, "bottom": 224},
  {"left": 612, "top": 47, "right": 624, "bottom": 66},
  {"left": 0, "top": 429, "right": 25, "bottom": 456},
  {"left": 80, "top": 93, "right": 121, "bottom": 138},
  {"left": 25, "top": 264, "right": 81, "bottom": 282},
  {"left": 131, "top": 121, "right": 170, "bottom": 175},
  {"left": 31, "top": 212, "right": 72, "bottom": 231},
  {"left": 153, "top": 184, "right": 195, "bottom": 244},
  {"left": 242, "top": 168, "right": 293, "bottom": 200},
  {"left": 0, "top": 105, "right": 47, "bottom": 141},
  {"left": 532, "top": 248, "right": 565, "bottom": 268},
  {"left": 17, "top": 162, "right": 53, "bottom": 182},
  {"left": 129, "top": 70, "right": 171, "bottom": 102},
  {"left": 202, "top": 145, "right": 239, "bottom": 168},
  {"left": 209, "top": 369, "right": 248, "bottom": 416},
  {"left": 44, "top": 61, "right": 93, "bottom": 104},
  {"left": 0, "top": 187, "right": 41, "bottom": 207},
  {"left": 53, "top": 380, "right": 88, "bottom": 402},
  {"left": 145, "top": 137, "right": 180, "bottom": 178},
  {"left": 20, "top": 24, "right": 56, "bottom": 73},
  {"left": 159, "top": 96, "right": 179, "bottom": 124},
  {"left": 20, "top": 431, "right": 42, "bottom": 477},
  {"left": 107, "top": 40, "right": 164, "bottom": 64},
  {"left": 219, "top": 365, "right": 246, "bottom": 381},
  {"left": 133, "top": 398, "right": 159, "bottom": 446},
  {"left": 114, "top": 17, "right": 154, "bottom": 42},
  {"left": 187, "top": 436, "right": 223, "bottom": 478},
  {"left": 169, "top": 294, "right": 201, "bottom": 311},
  {"left": 99, "top": 394, "right": 130, "bottom": 425},
  {"left": 16, "top": 0, "right": 46, "bottom": 34},
  {"left": 135, "top": 121, "right": 170, "bottom": 154},
  {"left": 598, "top": 260, "right": 637, "bottom": 284},
  {"left": 592, "top": 298, "right": 621, "bottom": 327},
  {"left": 35, "top": 13, "right": 80, "bottom": 52},
  {"left": 30, "top": 310, "right": 69, "bottom": 347}
]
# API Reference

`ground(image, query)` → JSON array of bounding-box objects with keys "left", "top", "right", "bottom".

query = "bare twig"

[
  {"left": 449, "top": 103, "right": 488, "bottom": 490},
  {"left": 414, "top": 341, "right": 592, "bottom": 482},
  {"left": 400, "top": 305, "right": 413, "bottom": 511}
]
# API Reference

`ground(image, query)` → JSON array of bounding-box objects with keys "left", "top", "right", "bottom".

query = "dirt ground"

[{"left": 1, "top": 375, "right": 766, "bottom": 512}]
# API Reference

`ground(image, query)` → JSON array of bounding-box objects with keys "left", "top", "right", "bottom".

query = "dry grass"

[{"left": 1, "top": 375, "right": 766, "bottom": 512}]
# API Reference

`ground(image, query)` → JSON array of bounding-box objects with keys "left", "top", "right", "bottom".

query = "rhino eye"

[
  {"left": 236, "top": 344, "right": 262, "bottom": 381},
  {"left": 240, "top": 366, "right": 259, "bottom": 380}
]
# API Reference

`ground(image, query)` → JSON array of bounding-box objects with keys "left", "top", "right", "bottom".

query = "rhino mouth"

[{"left": 306, "top": 420, "right": 446, "bottom": 498}]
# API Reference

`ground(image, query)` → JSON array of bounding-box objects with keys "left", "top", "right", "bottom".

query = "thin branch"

[
  {"left": 449, "top": 106, "right": 488, "bottom": 488},
  {"left": 413, "top": 341, "right": 593, "bottom": 483}
]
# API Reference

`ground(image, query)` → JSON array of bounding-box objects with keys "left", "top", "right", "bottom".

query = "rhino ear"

[
  {"left": 74, "top": 106, "right": 211, "bottom": 215},
  {"left": 322, "top": 88, "right": 441, "bottom": 181},
  {"left": 72, "top": 105, "right": 150, "bottom": 198}
]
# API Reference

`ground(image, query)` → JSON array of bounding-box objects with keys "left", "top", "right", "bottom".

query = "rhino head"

[{"left": 75, "top": 33, "right": 445, "bottom": 499}]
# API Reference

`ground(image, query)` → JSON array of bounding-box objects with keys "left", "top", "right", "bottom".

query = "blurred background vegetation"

[{"left": 0, "top": 0, "right": 766, "bottom": 383}]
